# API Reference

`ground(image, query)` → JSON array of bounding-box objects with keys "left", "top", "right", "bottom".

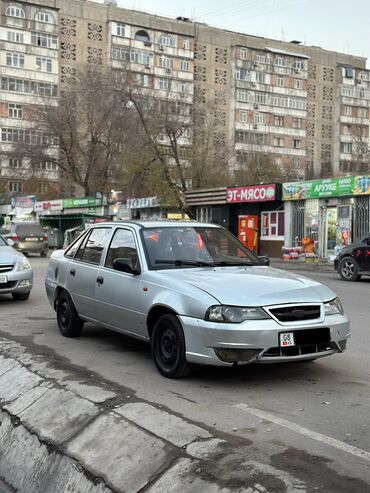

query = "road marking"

[{"left": 234, "top": 403, "right": 370, "bottom": 462}]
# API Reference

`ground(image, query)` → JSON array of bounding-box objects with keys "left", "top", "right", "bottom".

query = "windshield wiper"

[
  {"left": 155, "top": 259, "right": 215, "bottom": 267},
  {"left": 212, "top": 261, "right": 255, "bottom": 266}
]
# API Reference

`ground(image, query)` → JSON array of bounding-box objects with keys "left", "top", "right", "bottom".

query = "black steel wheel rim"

[{"left": 158, "top": 327, "right": 178, "bottom": 367}]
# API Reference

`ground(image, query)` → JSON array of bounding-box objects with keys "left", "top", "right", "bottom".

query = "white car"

[
  {"left": 45, "top": 221, "right": 350, "bottom": 378},
  {"left": 0, "top": 235, "right": 33, "bottom": 300}
]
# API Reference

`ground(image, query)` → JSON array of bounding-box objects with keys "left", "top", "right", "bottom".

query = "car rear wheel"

[
  {"left": 40, "top": 250, "right": 48, "bottom": 257},
  {"left": 339, "top": 256, "right": 361, "bottom": 281},
  {"left": 57, "top": 291, "right": 84, "bottom": 337},
  {"left": 12, "top": 292, "right": 30, "bottom": 301},
  {"left": 151, "top": 314, "right": 191, "bottom": 378}
]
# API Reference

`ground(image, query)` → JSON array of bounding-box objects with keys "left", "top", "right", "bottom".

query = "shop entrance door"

[
  {"left": 238, "top": 215, "right": 258, "bottom": 253},
  {"left": 325, "top": 208, "right": 337, "bottom": 256}
]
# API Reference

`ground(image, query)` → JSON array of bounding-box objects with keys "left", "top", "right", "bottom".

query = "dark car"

[
  {"left": 0, "top": 223, "right": 48, "bottom": 257},
  {"left": 334, "top": 236, "right": 370, "bottom": 281}
]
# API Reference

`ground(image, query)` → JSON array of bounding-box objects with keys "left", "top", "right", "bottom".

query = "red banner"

[{"left": 227, "top": 184, "right": 276, "bottom": 203}]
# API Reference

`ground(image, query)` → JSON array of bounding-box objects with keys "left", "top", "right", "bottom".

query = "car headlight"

[
  {"left": 206, "top": 305, "right": 269, "bottom": 323},
  {"left": 324, "top": 298, "right": 344, "bottom": 316},
  {"left": 16, "top": 257, "right": 31, "bottom": 271}
]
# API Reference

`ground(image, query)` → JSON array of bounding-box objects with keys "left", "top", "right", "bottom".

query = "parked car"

[
  {"left": 0, "top": 234, "right": 33, "bottom": 300},
  {"left": 334, "top": 235, "right": 370, "bottom": 281},
  {"left": 45, "top": 221, "right": 350, "bottom": 378},
  {"left": 0, "top": 223, "right": 48, "bottom": 257}
]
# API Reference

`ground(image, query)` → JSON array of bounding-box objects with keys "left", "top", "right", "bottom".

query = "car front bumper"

[
  {"left": 180, "top": 314, "right": 350, "bottom": 366},
  {"left": 0, "top": 269, "right": 33, "bottom": 295}
]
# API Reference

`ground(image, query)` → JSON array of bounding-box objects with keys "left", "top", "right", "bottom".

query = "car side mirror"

[
  {"left": 112, "top": 258, "right": 141, "bottom": 275},
  {"left": 7, "top": 239, "right": 14, "bottom": 246},
  {"left": 258, "top": 256, "right": 270, "bottom": 266}
]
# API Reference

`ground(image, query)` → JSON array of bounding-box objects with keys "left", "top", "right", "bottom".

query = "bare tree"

[{"left": 352, "top": 125, "right": 370, "bottom": 173}]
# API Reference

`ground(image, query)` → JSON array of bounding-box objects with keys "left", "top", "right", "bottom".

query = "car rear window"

[{"left": 15, "top": 224, "right": 44, "bottom": 235}]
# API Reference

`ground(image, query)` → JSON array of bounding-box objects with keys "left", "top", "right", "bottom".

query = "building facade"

[{"left": 0, "top": 0, "right": 369, "bottom": 197}]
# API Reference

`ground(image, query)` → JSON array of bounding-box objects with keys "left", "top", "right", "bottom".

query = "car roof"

[{"left": 91, "top": 220, "right": 221, "bottom": 229}]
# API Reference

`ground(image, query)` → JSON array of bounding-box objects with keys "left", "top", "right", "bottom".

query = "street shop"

[
  {"left": 283, "top": 175, "right": 370, "bottom": 259},
  {"left": 127, "top": 196, "right": 189, "bottom": 220},
  {"left": 185, "top": 184, "right": 284, "bottom": 258}
]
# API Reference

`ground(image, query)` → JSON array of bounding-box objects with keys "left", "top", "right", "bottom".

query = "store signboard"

[
  {"left": 227, "top": 184, "right": 276, "bottom": 203},
  {"left": 34, "top": 200, "right": 63, "bottom": 213},
  {"left": 10, "top": 195, "right": 36, "bottom": 208},
  {"left": 63, "top": 197, "right": 102, "bottom": 209},
  {"left": 127, "top": 196, "right": 158, "bottom": 209},
  {"left": 283, "top": 176, "right": 370, "bottom": 200}
]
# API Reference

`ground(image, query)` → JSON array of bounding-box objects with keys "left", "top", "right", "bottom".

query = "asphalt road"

[{"left": 1, "top": 256, "right": 370, "bottom": 491}]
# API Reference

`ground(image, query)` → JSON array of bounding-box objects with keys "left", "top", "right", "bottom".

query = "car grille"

[
  {"left": 262, "top": 328, "right": 332, "bottom": 358},
  {"left": 0, "top": 281, "right": 17, "bottom": 290},
  {"left": 0, "top": 264, "right": 14, "bottom": 273},
  {"left": 269, "top": 305, "right": 321, "bottom": 322}
]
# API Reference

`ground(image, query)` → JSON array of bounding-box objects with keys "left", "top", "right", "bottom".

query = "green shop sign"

[
  {"left": 63, "top": 197, "right": 102, "bottom": 209},
  {"left": 283, "top": 176, "right": 370, "bottom": 200}
]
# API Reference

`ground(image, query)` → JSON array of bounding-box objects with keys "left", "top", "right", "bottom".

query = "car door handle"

[
  {"left": 96, "top": 276, "right": 104, "bottom": 286},
  {"left": 70, "top": 269, "right": 76, "bottom": 276}
]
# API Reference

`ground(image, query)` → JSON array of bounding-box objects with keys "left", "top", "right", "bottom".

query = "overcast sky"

[{"left": 109, "top": 0, "right": 369, "bottom": 67}]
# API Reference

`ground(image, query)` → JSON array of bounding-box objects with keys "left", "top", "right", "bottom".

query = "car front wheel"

[
  {"left": 56, "top": 291, "right": 84, "bottom": 337},
  {"left": 151, "top": 314, "right": 191, "bottom": 378},
  {"left": 339, "top": 256, "right": 361, "bottom": 281}
]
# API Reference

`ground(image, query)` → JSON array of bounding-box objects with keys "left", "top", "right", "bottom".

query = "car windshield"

[
  {"left": 141, "top": 226, "right": 261, "bottom": 270},
  {"left": 0, "top": 235, "right": 7, "bottom": 247}
]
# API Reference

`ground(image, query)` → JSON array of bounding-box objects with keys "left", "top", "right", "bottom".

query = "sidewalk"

[{"left": 270, "top": 258, "right": 335, "bottom": 273}]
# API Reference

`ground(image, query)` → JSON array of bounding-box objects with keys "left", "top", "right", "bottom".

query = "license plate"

[
  {"left": 25, "top": 237, "right": 38, "bottom": 241},
  {"left": 280, "top": 332, "right": 295, "bottom": 347},
  {"left": 0, "top": 275, "right": 7, "bottom": 284}
]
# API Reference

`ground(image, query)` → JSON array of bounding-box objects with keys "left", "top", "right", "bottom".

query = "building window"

[
  {"left": 236, "top": 68, "right": 250, "bottom": 81},
  {"left": 116, "top": 23, "right": 125, "bottom": 37},
  {"left": 255, "top": 92, "right": 267, "bottom": 104},
  {"left": 292, "top": 117, "right": 303, "bottom": 129},
  {"left": 158, "top": 78, "right": 171, "bottom": 91},
  {"left": 9, "top": 158, "right": 22, "bottom": 168},
  {"left": 274, "top": 115, "right": 284, "bottom": 127},
  {"left": 274, "top": 137, "right": 284, "bottom": 147},
  {"left": 256, "top": 54, "right": 266, "bottom": 63},
  {"left": 274, "top": 57, "right": 285, "bottom": 67},
  {"left": 36, "top": 56, "right": 53, "bottom": 72},
  {"left": 294, "top": 79, "right": 303, "bottom": 89},
  {"left": 131, "top": 49, "right": 149, "bottom": 65},
  {"left": 159, "top": 34, "right": 174, "bottom": 46},
  {"left": 277, "top": 76, "right": 284, "bottom": 87},
  {"left": 345, "top": 67, "right": 353, "bottom": 78},
  {"left": 293, "top": 60, "right": 305, "bottom": 71},
  {"left": 180, "top": 81, "right": 189, "bottom": 94},
  {"left": 135, "top": 30, "right": 150, "bottom": 42},
  {"left": 111, "top": 46, "right": 129, "bottom": 61},
  {"left": 293, "top": 139, "right": 301, "bottom": 149},
  {"left": 181, "top": 127, "right": 190, "bottom": 138},
  {"left": 240, "top": 47, "right": 247, "bottom": 60},
  {"left": 7, "top": 31, "right": 24, "bottom": 43},
  {"left": 254, "top": 113, "right": 266, "bottom": 125},
  {"left": 343, "top": 105, "right": 352, "bottom": 116},
  {"left": 6, "top": 52, "right": 24, "bottom": 68},
  {"left": 139, "top": 74, "right": 150, "bottom": 87},
  {"left": 5, "top": 6, "right": 25, "bottom": 18},
  {"left": 35, "top": 161, "right": 57, "bottom": 171},
  {"left": 8, "top": 103, "right": 22, "bottom": 118},
  {"left": 292, "top": 157, "right": 300, "bottom": 169},
  {"left": 9, "top": 181, "right": 22, "bottom": 192},
  {"left": 261, "top": 211, "right": 285, "bottom": 239},
  {"left": 236, "top": 89, "right": 249, "bottom": 102},
  {"left": 357, "top": 107, "right": 367, "bottom": 118},
  {"left": 341, "top": 142, "right": 352, "bottom": 154},
  {"left": 256, "top": 72, "right": 266, "bottom": 84},
  {"left": 31, "top": 32, "right": 58, "bottom": 49},
  {"left": 35, "top": 11, "right": 54, "bottom": 24},
  {"left": 239, "top": 110, "right": 247, "bottom": 123},
  {"left": 159, "top": 56, "right": 173, "bottom": 69},
  {"left": 183, "top": 38, "right": 190, "bottom": 49},
  {"left": 180, "top": 59, "right": 189, "bottom": 71}
]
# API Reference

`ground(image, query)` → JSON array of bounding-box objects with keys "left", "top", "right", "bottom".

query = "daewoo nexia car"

[
  {"left": 334, "top": 235, "right": 370, "bottom": 281},
  {"left": 0, "top": 234, "right": 33, "bottom": 300},
  {"left": 45, "top": 221, "right": 350, "bottom": 378}
]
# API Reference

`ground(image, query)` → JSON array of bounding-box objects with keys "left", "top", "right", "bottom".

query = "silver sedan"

[
  {"left": 45, "top": 221, "right": 350, "bottom": 378},
  {"left": 0, "top": 235, "right": 33, "bottom": 300}
]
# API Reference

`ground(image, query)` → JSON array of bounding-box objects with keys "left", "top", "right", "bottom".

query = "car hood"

[
  {"left": 165, "top": 266, "right": 336, "bottom": 306},
  {"left": 0, "top": 246, "right": 24, "bottom": 262}
]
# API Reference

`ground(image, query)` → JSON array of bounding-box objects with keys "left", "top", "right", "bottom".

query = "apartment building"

[
  {"left": 0, "top": 0, "right": 59, "bottom": 196},
  {"left": 0, "top": 0, "right": 368, "bottom": 197}
]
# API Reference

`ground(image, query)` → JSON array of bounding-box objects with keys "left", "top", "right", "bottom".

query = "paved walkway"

[{"left": 270, "top": 259, "right": 335, "bottom": 273}]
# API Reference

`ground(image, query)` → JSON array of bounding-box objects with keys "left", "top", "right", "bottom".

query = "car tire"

[
  {"left": 40, "top": 250, "right": 48, "bottom": 257},
  {"left": 56, "top": 291, "right": 84, "bottom": 337},
  {"left": 151, "top": 314, "right": 191, "bottom": 378},
  {"left": 12, "top": 292, "right": 30, "bottom": 301},
  {"left": 339, "top": 256, "right": 361, "bottom": 281}
]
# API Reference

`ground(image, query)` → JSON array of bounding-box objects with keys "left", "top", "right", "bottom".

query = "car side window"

[
  {"left": 65, "top": 231, "right": 88, "bottom": 258},
  {"left": 105, "top": 229, "right": 139, "bottom": 270},
  {"left": 75, "top": 228, "right": 111, "bottom": 265}
]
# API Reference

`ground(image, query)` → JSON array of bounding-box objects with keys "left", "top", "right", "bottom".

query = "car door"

[
  {"left": 66, "top": 227, "right": 111, "bottom": 319},
  {"left": 94, "top": 227, "right": 147, "bottom": 338},
  {"left": 357, "top": 236, "right": 370, "bottom": 272}
]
